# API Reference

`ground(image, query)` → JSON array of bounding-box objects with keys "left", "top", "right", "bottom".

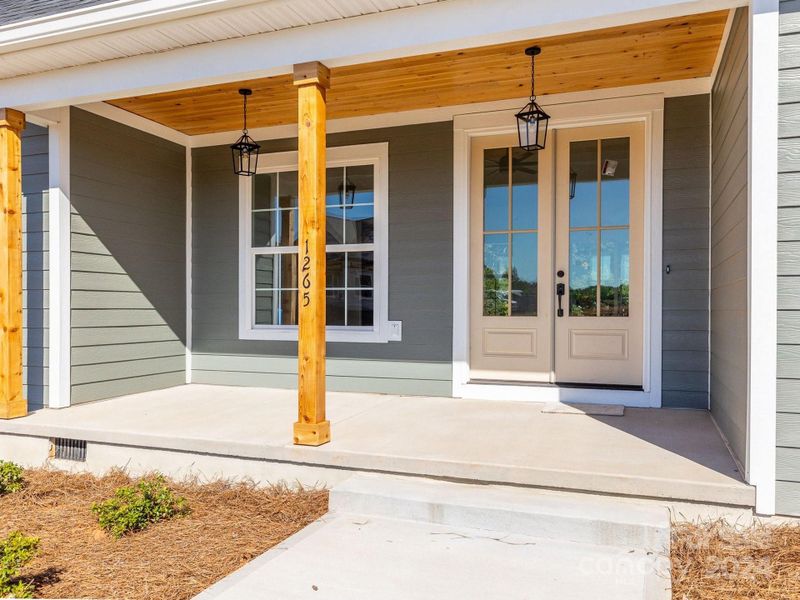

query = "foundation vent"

[{"left": 51, "top": 438, "right": 87, "bottom": 462}]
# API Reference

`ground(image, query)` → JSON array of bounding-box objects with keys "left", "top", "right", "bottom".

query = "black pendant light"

[
  {"left": 515, "top": 46, "right": 550, "bottom": 152},
  {"left": 231, "top": 88, "right": 260, "bottom": 176}
]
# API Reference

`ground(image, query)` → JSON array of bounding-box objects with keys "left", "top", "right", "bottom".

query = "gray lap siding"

[
  {"left": 662, "top": 95, "right": 711, "bottom": 409},
  {"left": 778, "top": 0, "right": 800, "bottom": 515},
  {"left": 709, "top": 7, "right": 749, "bottom": 472},
  {"left": 69, "top": 108, "right": 186, "bottom": 404},
  {"left": 191, "top": 122, "right": 454, "bottom": 395},
  {"left": 22, "top": 123, "right": 49, "bottom": 409}
]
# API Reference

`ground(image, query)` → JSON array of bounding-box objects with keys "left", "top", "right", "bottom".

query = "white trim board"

[
  {"left": 710, "top": 9, "right": 737, "bottom": 84},
  {"left": 746, "top": 0, "right": 778, "bottom": 516},
  {"left": 1, "top": 0, "right": 741, "bottom": 111},
  {"left": 185, "top": 145, "right": 193, "bottom": 384},
  {"left": 452, "top": 94, "right": 664, "bottom": 408},
  {"left": 0, "top": 0, "right": 744, "bottom": 54},
  {"left": 72, "top": 78, "right": 711, "bottom": 150},
  {"left": 189, "top": 78, "right": 711, "bottom": 148},
  {"left": 77, "top": 102, "right": 190, "bottom": 147},
  {"left": 47, "top": 107, "right": 71, "bottom": 409}
]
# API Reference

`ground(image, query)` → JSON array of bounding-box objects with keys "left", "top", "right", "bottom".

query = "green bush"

[
  {"left": 0, "top": 531, "right": 39, "bottom": 598},
  {"left": 0, "top": 461, "right": 24, "bottom": 495},
  {"left": 92, "top": 475, "right": 189, "bottom": 538}
]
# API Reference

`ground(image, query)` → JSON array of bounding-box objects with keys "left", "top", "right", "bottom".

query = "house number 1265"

[{"left": 302, "top": 239, "right": 311, "bottom": 307}]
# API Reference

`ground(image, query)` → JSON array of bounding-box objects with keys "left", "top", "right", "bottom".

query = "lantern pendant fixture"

[
  {"left": 515, "top": 46, "right": 550, "bottom": 152},
  {"left": 231, "top": 88, "right": 260, "bottom": 176}
]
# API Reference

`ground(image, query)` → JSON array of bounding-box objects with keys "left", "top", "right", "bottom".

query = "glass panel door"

[
  {"left": 482, "top": 147, "right": 539, "bottom": 317},
  {"left": 567, "top": 138, "right": 630, "bottom": 317},
  {"left": 469, "top": 134, "right": 553, "bottom": 383},
  {"left": 554, "top": 123, "right": 644, "bottom": 386}
]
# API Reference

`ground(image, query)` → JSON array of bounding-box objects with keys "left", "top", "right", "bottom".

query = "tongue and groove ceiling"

[{"left": 106, "top": 10, "right": 729, "bottom": 136}]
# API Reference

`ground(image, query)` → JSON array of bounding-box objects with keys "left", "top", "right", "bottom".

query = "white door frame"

[{"left": 452, "top": 93, "right": 664, "bottom": 407}]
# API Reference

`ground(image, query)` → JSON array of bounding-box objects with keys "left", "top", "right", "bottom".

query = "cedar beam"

[
  {"left": 0, "top": 108, "right": 25, "bottom": 419},
  {"left": 293, "top": 62, "right": 330, "bottom": 446}
]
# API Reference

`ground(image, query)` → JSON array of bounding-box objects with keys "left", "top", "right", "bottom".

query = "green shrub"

[
  {"left": 0, "top": 531, "right": 39, "bottom": 598},
  {"left": 0, "top": 461, "right": 24, "bottom": 495},
  {"left": 92, "top": 475, "right": 189, "bottom": 538}
]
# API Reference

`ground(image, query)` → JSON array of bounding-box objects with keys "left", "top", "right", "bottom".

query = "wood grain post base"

[{"left": 293, "top": 420, "right": 331, "bottom": 446}]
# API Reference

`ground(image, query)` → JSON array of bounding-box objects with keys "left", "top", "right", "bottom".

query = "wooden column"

[
  {"left": 0, "top": 108, "right": 25, "bottom": 419},
  {"left": 293, "top": 62, "right": 331, "bottom": 446}
]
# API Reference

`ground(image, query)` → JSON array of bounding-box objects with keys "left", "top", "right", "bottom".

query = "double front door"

[{"left": 469, "top": 123, "right": 644, "bottom": 386}]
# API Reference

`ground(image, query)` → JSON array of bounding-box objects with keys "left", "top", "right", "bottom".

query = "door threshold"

[{"left": 467, "top": 379, "right": 644, "bottom": 392}]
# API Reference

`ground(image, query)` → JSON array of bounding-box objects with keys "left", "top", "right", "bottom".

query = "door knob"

[{"left": 556, "top": 282, "right": 565, "bottom": 317}]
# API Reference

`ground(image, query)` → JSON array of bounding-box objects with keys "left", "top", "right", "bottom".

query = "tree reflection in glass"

[
  {"left": 482, "top": 147, "right": 538, "bottom": 317},
  {"left": 483, "top": 233, "right": 509, "bottom": 316},
  {"left": 567, "top": 137, "right": 630, "bottom": 317}
]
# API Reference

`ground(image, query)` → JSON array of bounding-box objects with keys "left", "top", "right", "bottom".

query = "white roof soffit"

[
  {"left": 0, "top": 0, "right": 746, "bottom": 111},
  {"left": 0, "top": 0, "right": 442, "bottom": 81},
  {"left": 0, "top": 0, "right": 324, "bottom": 51}
]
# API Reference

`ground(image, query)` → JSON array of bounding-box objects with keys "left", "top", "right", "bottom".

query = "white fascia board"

[
  {"left": 0, "top": 0, "right": 264, "bottom": 51},
  {"left": 77, "top": 102, "right": 190, "bottom": 146},
  {"left": 747, "top": 0, "right": 778, "bottom": 516},
  {"left": 58, "top": 77, "right": 711, "bottom": 149},
  {"left": 2, "top": 0, "right": 743, "bottom": 111}
]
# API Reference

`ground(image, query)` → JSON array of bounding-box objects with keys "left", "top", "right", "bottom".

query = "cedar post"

[
  {"left": 0, "top": 108, "right": 25, "bottom": 419},
  {"left": 293, "top": 62, "right": 331, "bottom": 446}
]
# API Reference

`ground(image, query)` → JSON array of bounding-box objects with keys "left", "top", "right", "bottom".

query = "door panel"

[
  {"left": 468, "top": 124, "right": 644, "bottom": 387},
  {"left": 554, "top": 123, "right": 644, "bottom": 386},
  {"left": 469, "top": 134, "right": 553, "bottom": 382}
]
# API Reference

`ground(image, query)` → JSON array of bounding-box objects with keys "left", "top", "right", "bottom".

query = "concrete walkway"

[
  {"left": 196, "top": 474, "right": 671, "bottom": 600},
  {"left": 0, "top": 383, "right": 753, "bottom": 506}
]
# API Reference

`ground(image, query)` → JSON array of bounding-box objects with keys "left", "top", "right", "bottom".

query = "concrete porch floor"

[{"left": 0, "top": 384, "right": 754, "bottom": 507}]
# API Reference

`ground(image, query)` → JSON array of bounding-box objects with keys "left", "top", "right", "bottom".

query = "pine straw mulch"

[
  {"left": 671, "top": 520, "right": 800, "bottom": 600},
  {"left": 0, "top": 468, "right": 328, "bottom": 599}
]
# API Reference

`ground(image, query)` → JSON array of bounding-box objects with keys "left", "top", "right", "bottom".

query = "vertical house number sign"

[{"left": 302, "top": 239, "right": 311, "bottom": 307}]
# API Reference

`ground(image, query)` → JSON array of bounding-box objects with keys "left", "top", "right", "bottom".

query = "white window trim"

[{"left": 238, "top": 142, "right": 390, "bottom": 343}]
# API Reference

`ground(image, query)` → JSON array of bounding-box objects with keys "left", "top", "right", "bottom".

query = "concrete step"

[
  {"left": 329, "top": 473, "right": 671, "bottom": 554},
  {"left": 196, "top": 512, "right": 671, "bottom": 600}
]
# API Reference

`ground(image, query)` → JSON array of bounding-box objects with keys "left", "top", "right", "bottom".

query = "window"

[
  {"left": 482, "top": 147, "right": 539, "bottom": 317},
  {"left": 568, "top": 137, "right": 630, "bottom": 317},
  {"left": 239, "top": 143, "right": 389, "bottom": 342}
]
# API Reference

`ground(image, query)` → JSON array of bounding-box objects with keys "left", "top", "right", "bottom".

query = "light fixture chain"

[
  {"left": 243, "top": 92, "right": 248, "bottom": 134},
  {"left": 530, "top": 53, "right": 536, "bottom": 102}
]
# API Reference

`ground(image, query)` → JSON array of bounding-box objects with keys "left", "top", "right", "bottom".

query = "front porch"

[
  {"left": 0, "top": 0, "right": 783, "bottom": 513},
  {"left": 0, "top": 384, "right": 754, "bottom": 507}
]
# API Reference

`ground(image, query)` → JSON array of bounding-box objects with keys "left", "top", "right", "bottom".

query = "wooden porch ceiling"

[{"left": 107, "top": 10, "right": 729, "bottom": 136}]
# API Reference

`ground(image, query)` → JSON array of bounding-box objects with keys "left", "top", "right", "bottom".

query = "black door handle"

[{"left": 556, "top": 283, "right": 565, "bottom": 317}]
